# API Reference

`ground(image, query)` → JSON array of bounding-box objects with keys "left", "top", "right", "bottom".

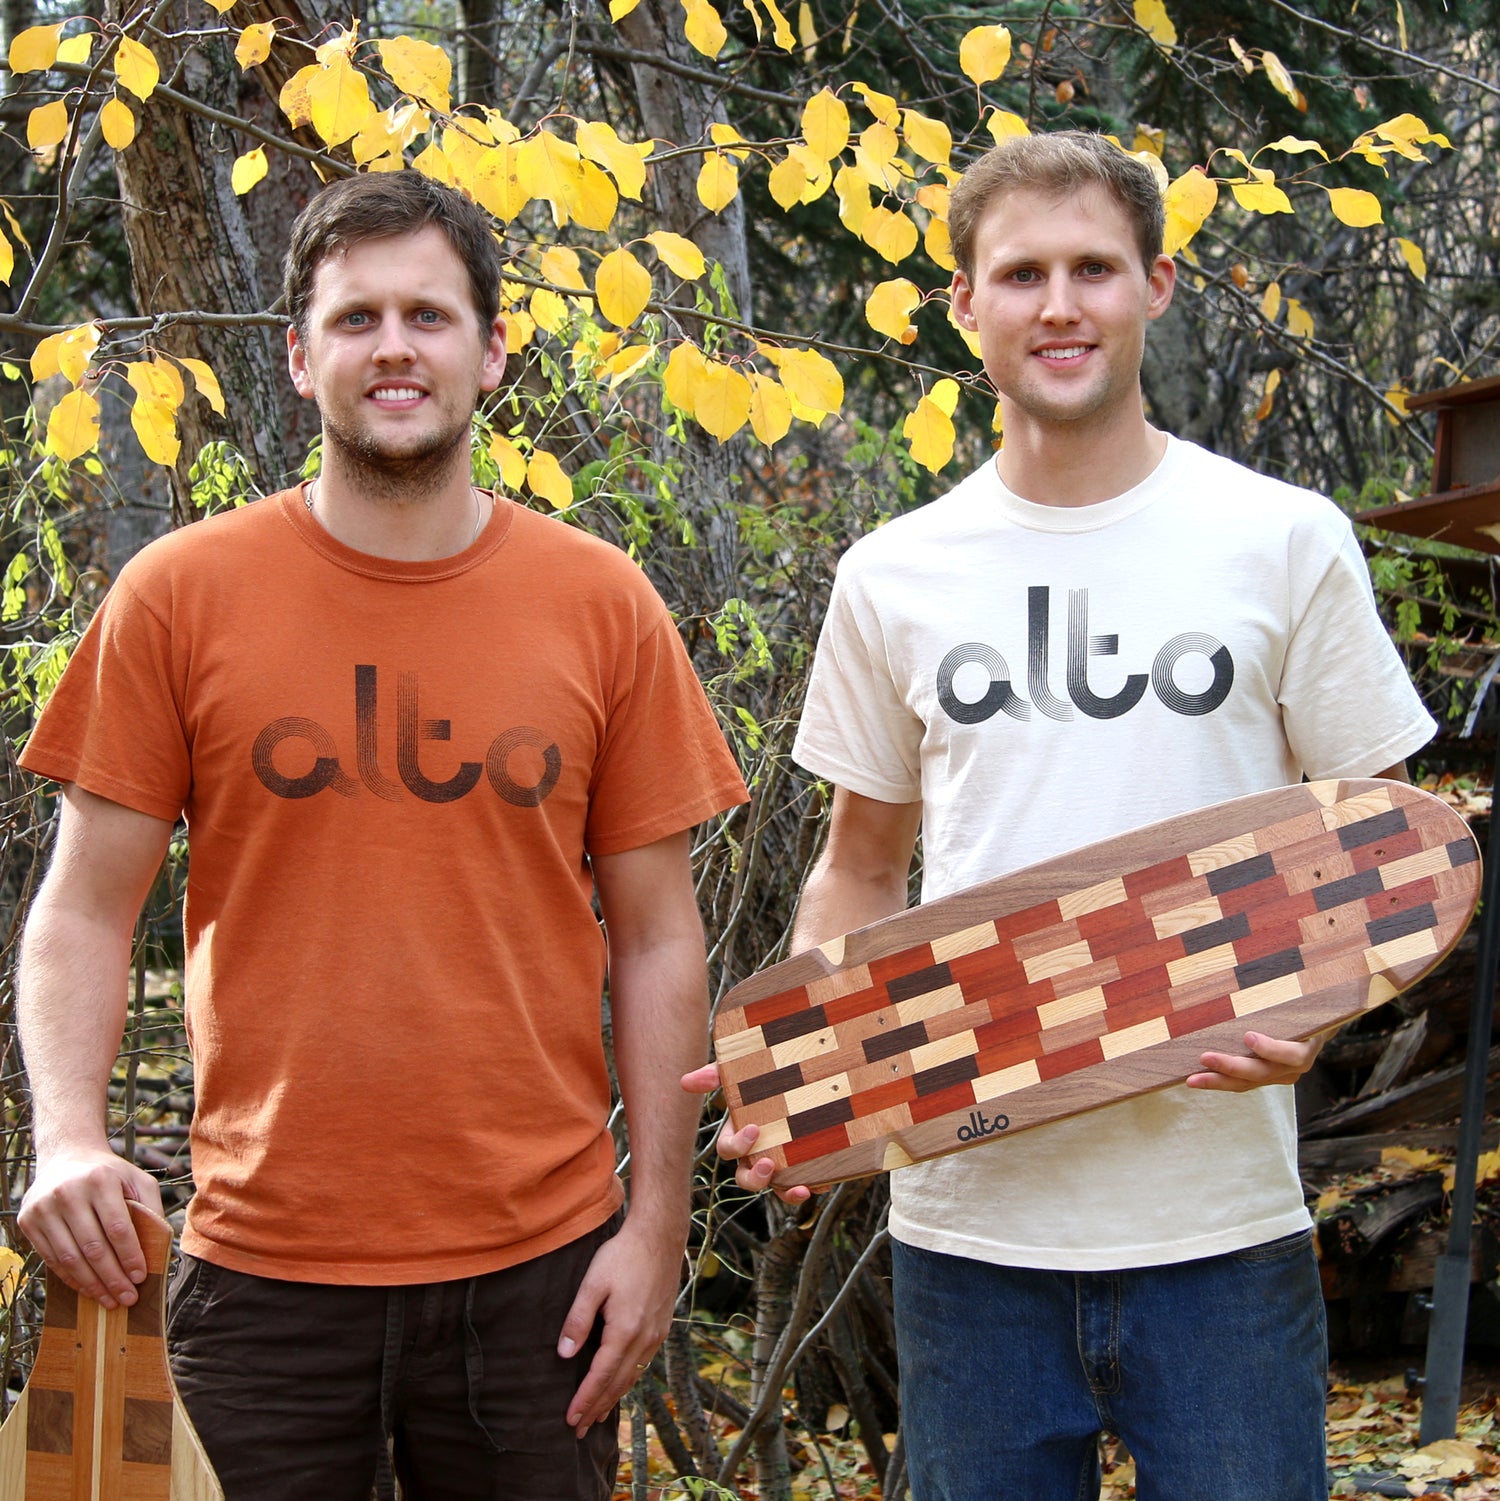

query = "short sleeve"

[
  {"left": 792, "top": 549, "right": 924, "bottom": 802},
  {"left": 583, "top": 605, "right": 747, "bottom": 856},
  {"left": 1279, "top": 520, "right": 1436, "bottom": 778},
  {"left": 20, "top": 575, "right": 192, "bottom": 821}
]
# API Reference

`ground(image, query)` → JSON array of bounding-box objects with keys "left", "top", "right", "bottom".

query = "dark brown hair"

[
  {"left": 948, "top": 131, "right": 1165, "bottom": 280},
  {"left": 283, "top": 173, "right": 502, "bottom": 335}
]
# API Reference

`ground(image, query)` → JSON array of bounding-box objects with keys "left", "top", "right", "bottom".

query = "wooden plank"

[
  {"left": 0, "top": 1204, "right": 223, "bottom": 1501},
  {"left": 1300, "top": 1044, "right": 1500, "bottom": 1138},
  {"left": 714, "top": 780, "right": 1482, "bottom": 1189}
]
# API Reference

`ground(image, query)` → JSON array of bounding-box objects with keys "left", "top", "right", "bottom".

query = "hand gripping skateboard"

[
  {"left": 713, "top": 779, "right": 1481, "bottom": 1190},
  {"left": 0, "top": 1201, "right": 223, "bottom": 1500}
]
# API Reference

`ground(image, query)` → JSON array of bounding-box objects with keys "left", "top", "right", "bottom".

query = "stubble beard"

[{"left": 318, "top": 402, "right": 474, "bottom": 505}]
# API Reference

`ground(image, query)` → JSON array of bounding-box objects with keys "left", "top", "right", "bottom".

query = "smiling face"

[
  {"left": 287, "top": 226, "right": 506, "bottom": 497},
  {"left": 951, "top": 184, "right": 1174, "bottom": 439}
]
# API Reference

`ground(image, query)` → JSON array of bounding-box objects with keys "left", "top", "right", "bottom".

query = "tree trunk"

[{"left": 105, "top": 0, "right": 317, "bottom": 522}]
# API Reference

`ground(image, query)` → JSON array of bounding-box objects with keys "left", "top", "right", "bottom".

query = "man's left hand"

[
  {"left": 558, "top": 1217, "right": 681, "bottom": 1437},
  {"left": 1187, "top": 1031, "right": 1322, "bottom": 1092}
]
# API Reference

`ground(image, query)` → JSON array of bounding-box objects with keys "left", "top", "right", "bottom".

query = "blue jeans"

[{"left": 891, "top": 1232, "right": 1327, "bottom": 1501}]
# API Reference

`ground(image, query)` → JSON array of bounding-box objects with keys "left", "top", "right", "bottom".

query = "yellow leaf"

[
  {"left": 1475, "top": 1148, "right": 1500, "bottom": 1185},
  {"left": 530, "top": 287, "right": 570, "bottom": 335},
  {"left": 694, "top": 360, "right": 751, "bottom": 442},
  {"left": 527, "top": 450, "right": 573, "bottom": 509},
  {"left": 518, "top": 130, "right": 586, "bottom": 226},
  {"left": 747, "top": 372, "right": 792, "bottom": 445},
  {"left": 1325, "top": 186, "right": 1382, "bottom": 227},
  {"left": 761, "top": 0, "right": 795, "bottom": 50},
  {"left": 1261, "top": 281, "right": 1282, "bottom": 322},
  {"left": 1371, "top": 112, "right": 1451, "bottom": 156},
  {"left": 1395, "top": 237, "right": 1427, "bottom": 281},
  {"left": 9, "top": 22, "right": 63, "bottom": 73},
  {"left": 1133, "top": 125, "right": 1165, "bottom": 157},
  {"left": 27, "top": 100, "right": 68, "bottom": 151},
  {"left": 1262, "top": 134, "right": 1328, "bottom": 159},
  {"left": 959, "top": 24, "right": 1011, "bottom": 85},
  {"left": 604, "top": 343, "right": 654, "bottom": 386},
  {"left": 797, "top": 0, "right": 816, "bottom": 54},
  {"left": 57, "top": 32, "right": 94, "bottom": 65},
  {"left": 1384, "top": 386, "right": 1410, "bottom": 415},
  {"left": 1162, "top": 167, "right": 1217, "bottom": 256},
  {"left": 504, "top": 309, "right": 535, "bottom": 352},
  {"left": 378, "top": 36, "right": 451, "bottom": 113},
  {"left": 235, "top": 21, "right": 275, "bottom": 70},
  {"left": 595, "top": 246, "right": 652, "bottom": 328},
  {"left": 46, "top": 388, "right": 101, "bottom": 462},
  {"left": 315, "top": 24, "right": 360, "bottom": 65},
  {"left": 1133, "top": 0, "right": 1176, "bottom": 49},
  {"left": 539, "top": 245, "right": 587, "bottom": 290},
  {"left": 201, "top": 0, "right": 236, "bottom": 13},
  {"left": 179, "top": 357, "right": 226, "bottom": 414},
  {"left": 709, "top": 122, "right": 751, "bottom": 160},
  {"left": 279, "top": 63, "right": 319, "bottom": 128},
  {"left": 576, "top": 120, "right": 647, "bottom": 201},
  {"left": 489, "top": 433, "right": 527, "bottom": 490},
  {"left": 865, "top": 277, "right": 921, "bottom": 343},
  {"left": 859, "top": 120, "right": 898, "bottom": 168},
  {"left": 772, "top": 347, "right": 842, "bottom": 415},
  {"left": 1231, "top": 175, "right": 1293, "bottom": 215},
  {"left": 801, "top": 89, "right": 850, "bottom": 162},
  {"left": 100, "top": 97, "right": 136, "bottom": 149},
  {"left": 610, "top": 0, "right": 642, "bottom": 16},
  {"left": 768, "top": 151, "right": 809, "bottom": 211},
  {"left": 114, "top": 36, "right": 160, "bottom": 101},
  {"left": 903, "top": 395, "right": 955, "bottom": 472},
  {"left": 786, "top": 142, "right": 832, "bottom": 202},
  {"left": 853, "top": 142, "right": 903, "bottom": 193},
  {"left": 231, "top": 145, "right": 268, "bottom": 194},
  {"left": 1381, "top": 1146, "right": 1446, "bottom": 1173},
  {"left": 664, "top": 341, "right": 707, "bottom": 414},
  {"left": 901, "top": 108, "right": 951, "bottom": 167},
  {"left": 1254, "top": 367, "right": 1281, "bottom": 422},
  {"left": 32, "top": 324, "right": 100, "bottom": 387},
  {"left": 472, "top": 141, "right": 529, "bottom": 220},
  {"left": 131, "top": 393, "right": 181, "bottom": 466},
  {"left": 833, "top": 164, "right": 871, "bottom": 235},
  {"left": 928, "top": 377, "right": 960, "bottom": 416},
  {"left": 1285, "top": 297, "right": 1314, "bottom": 339},
  {"left": 0, "top": 1246, "right": 23, "bottom": 1307},
  {"left": 127, "top": 358, "right": 185, "bottom": 408},
  {"left": 1261, "top": 50, "right": 1298, "bottom": 105},
  {"left": 0, "top": 228, "right": 12, "bottom": 287},
  {"left": 697, "top": 152, "right": 739, "bottom": 214},
  {"left": 569, "top": 160, "right": 617, "bottom": 232},
  {"left": 646, "top": 231, "right": 706, "bottom": 280},
  {"left": 925, "top": 216, "right": 955, "bottom": 272},
  {"left": 862, "top": 205, "right": 918, "bottom": 264},
  {"left": 986, "top": 110, "right": 1030, "bottom": 144},
  {"left": 309, "top": 54, "right": 374, "bottom": 147},
  {"left": 682, "top": 0, "right": 727, "bottom": 57},
  {"left": 412, "top": 141, "right": 456, "bottom": 185},
  {"left": 851, "top": 82, "right": 898, "bottom": 128}
]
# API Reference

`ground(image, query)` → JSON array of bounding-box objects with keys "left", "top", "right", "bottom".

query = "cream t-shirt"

[{"left": 793, "top": 437, "right": 1435, "bottom": 1269}]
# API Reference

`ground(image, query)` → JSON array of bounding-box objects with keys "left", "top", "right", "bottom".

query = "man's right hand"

[
  {"left": 19, "top": 1147, "right": 161, "bottom": 1308},
  {"left": 681, "top": 1063, "right": 813, "bottom": 1205}
]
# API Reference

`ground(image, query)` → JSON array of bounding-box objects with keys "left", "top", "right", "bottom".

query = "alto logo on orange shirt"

[{"left": 251, "top": 665, "right": 562, "bottom": 806}]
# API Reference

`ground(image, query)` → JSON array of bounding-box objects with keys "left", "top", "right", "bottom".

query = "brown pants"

[{"left": 166, "top": 1215, "right": 621, "bottom": 1501}]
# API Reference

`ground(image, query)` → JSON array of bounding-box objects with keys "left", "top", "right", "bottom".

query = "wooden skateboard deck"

[
  {"left": 0, "top": 1201, "right": 222, "bottom": 1500},
  {"left": 714, "top": 779, "right": 1481, "bottom": 1190}
]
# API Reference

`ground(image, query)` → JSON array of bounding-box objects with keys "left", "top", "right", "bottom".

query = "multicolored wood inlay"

[
  {"left": 0, "top": 1202, "right": 223, "bottom": 1500},
  {"left": 713, "top": 780, "right": 1481, "bottom": 1189}
]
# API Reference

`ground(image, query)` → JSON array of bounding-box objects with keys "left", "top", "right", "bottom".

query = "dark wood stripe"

[
  {"left": 737, "top": 1062, "right": 807, "bottom": 1106},
  {"left": 886, "top": 961, "right": 955, "bottom": 1005},
  {"left": 1313, "top": 865, "right": 1385, "bottom": 911},
  {"left": 862, "top": 1019, "right": 931, "bottom": 1064},
  {"left": 1336, "top": 806, "right": 1409, "bottom": 851},
  {"left": 913, "top": 1054, "right": 981, "bottom": 1097},
  {"left": 121, "top": 1397, "right": 174, "bottom": 1465},
  {"left": 1232, "top": 946, "right": 1305, "bottom": 989},
  {"left": 787, "top": 1096, "right": 856, "bottom": 1137},
  {"left": 1205, "top": 851, "right": 1277, "bottom": 895},
  {"left": 1366, "top": 902, "right": 1438, "bottom": 947},
  {"left": 760, "top": 1004, "right": 830, "bottom": 1046},
  {"left": 1180, "top": 909, "right": 1252, "bottom": 955},
  {"left": 25, "top": 1386, "right": 73, "bottom": 1454}
]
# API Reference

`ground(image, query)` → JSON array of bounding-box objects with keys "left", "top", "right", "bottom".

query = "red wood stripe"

[
  {"left": 1011, "top": 916, "right": 1083, "bottom": 963},
  {"left": 1166, "top": 993, "right": 1237, "bottom": 1037},
  {"left": 947, "top": 944, "right": 1029, "bottom": 1001},
  {"left": 848, "top": 1076, "right": 920, "bottom": 1117},
  {"left": 1104, "top": 984, "right": 1178, "bottom": 1031},
  {"left": 1036, "top": 1037, "right": 1106, "bottom": 1082},
  {"left": 870, "top": 945, "right": 935, "bottom": 986},
  {"left": 975, "top": 1007, "right": 1044, "bottom": 1050},
  {"left": 823, "top": 984, "right": 893, "bottom": 1026},
  {"left": 975, "top": 1035, "right": 1045, "bottom": 1075},
  {"left": 990, "top": 897, "right": 1067, "bottom": 945},
  {"left": 1102, "top": 962, "right": 1173, "bottom": 1009},
  {"left": 1231, "top": 914, "right": 1319, "bottom": 965},
  {"left": 908, "top": 1079, "right": 982, "bottom": 1125},
  {"left": 1123, "top": 853, "right": 1195, "bottom": 898},
  {"left": 1371, "top": 874, "right": 1440, "bottom": 916},
  {"left": 784, "top": 1122, "right": 855, "bottom": 1167},
  {"left": 1039, "top": 1012, "right": 1113, "bottom": 1054},
  {"left": 1215, "top": 870, "right": 1291, "bottom": 917},
  {"left": 1350, "top": 825, "right": 1425, "bottom": 871},
  {"left": 743, "top": 985, "right": 813, "bottom": 1027},
  {"left": 1074, "top": 895, "right": 1160, "bottom": 950}
]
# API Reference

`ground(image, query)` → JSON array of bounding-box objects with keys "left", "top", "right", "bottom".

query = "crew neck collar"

[
  {"left": 985, "top": 436, "right": 1180, "bottom": 534},
  {"left": 281, "top": 484, "right": 513, "bottom": 581}
]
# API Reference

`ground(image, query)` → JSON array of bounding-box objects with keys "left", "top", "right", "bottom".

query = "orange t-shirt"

[{"left": 22, "top": 490, "right": 747, "bottom": 1283}]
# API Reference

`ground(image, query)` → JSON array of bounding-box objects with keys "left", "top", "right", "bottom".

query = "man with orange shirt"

[{"left": 16, "top": 172, "right": 746, "bottom": 1500}]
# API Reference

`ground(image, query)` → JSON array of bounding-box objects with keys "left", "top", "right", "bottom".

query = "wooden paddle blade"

[
  {"left": 0, "top": 1200, "right": 223, "bottom": 1500},
  {"left": 713, "top": 779, "right": 1481, "bottom": 1190}
]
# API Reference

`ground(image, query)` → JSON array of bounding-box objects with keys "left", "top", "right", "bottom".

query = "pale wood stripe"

[
  {"left": 715, "top": 1026, "right": 767, "bottom": 1062},
  {"left": 1166, "top": 943, "right": 1238, "bottom": 987},
  {"left": 1379, "top": 844, "right": 1460, "bottom": 888},
  {"left": 1230, "top": 971, "right": 1305, "bottom": 1018},
  {"left": 1056, "top": 876, "right": 1128, "bottom": 921},
  {"left": 972, "top": 1059, "right": 1043, "bottom": 1099},
  {"left": 1021, "top": 938, "right": 1094, "bottom": 984},
  {"left": 1366, "top": 927, "right": 1440, "bottom": 972},
  {"left": 1151, "top": 896, "right": 1224, "bottom": 940},
  {"left": 1186, "top": 831, "right": 1261, "bottom": 876},
  {"left": 782, "top": 1073, "right": 853, "bottom": 1116},
  {"left": 769, "top": 1029, "right": 841, "bottom": 1067},
  {"left": 1319, "top": 788, "right": 1396, "bottom": 830},
  {"left": 894, "top": 983, "right": 968, "bottom": 1025},
  {"left": 1099, "top": 1015, "right": 1172, "bottom": 1060},
  {"left": 930, "top": 921, "right": 1000, "bottom": 963},
  {"left": 805, "top": 963, "right": 872, "bottom": 1004},
  {"left": 1036, "top": 987, "right": 1107, "bottom": 1029},
  {"left": 909, "top": 1030, "right": 978, "bottom": 1072}
]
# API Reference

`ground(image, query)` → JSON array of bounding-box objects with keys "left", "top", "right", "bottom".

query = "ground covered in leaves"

[{"left": 616, "top": 1361, "right": 1500, "bottom": 1498}]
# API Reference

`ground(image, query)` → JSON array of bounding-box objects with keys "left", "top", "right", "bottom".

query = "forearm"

[
  {"left": 610, "top": 933, "right": 709, "bottom": 1245},
  {"left": 791, "top": 855, "right": 911, "bottom": 953},
  {"left": 19, "top": 895, "right": 134, "bottom": 1158}
]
